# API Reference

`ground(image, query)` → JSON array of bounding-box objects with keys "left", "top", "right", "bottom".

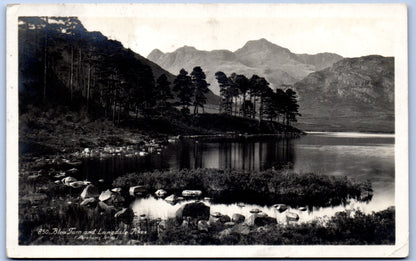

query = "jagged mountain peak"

[{"left": 147, "top": 48, "right": 164, "bottom": 61}]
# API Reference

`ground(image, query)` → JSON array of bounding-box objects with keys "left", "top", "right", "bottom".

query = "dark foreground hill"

[
  {"left": 18, "top": 16, "right": 218, "bottom": 115},
  {"left": 293, "top": 55, "right": 394, "bottom": 132}
]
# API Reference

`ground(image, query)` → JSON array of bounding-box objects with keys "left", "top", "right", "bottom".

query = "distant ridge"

[{"left": 147, "top": 38, "right": 343, "bottom": 95}]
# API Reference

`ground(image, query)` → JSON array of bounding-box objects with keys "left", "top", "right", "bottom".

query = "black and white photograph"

[{"left": 6, "top": 3, "right": 408, "bottom": 258}]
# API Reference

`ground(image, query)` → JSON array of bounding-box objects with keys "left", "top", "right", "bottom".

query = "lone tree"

[
  {"left": 190, "top": 66, "right": 209, "bottom": 115},
  {"left": 173, "top": 69, "right": 194, "bottom": 115}
]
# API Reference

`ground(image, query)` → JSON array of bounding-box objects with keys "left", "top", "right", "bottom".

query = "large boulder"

[
  {"left": 114, "top": 208, "right": 134, "bottom": 225},
  {"left": 246, "top": 214, "right": 277, "bottom": 226},
  {"left": 232, "top": 213, "right": 245, "bottom": 224},
  {"left": 80, "top": 184, "right": 99, "bottom": 199},
  {"left": 176, "top": 202, "right": 210, "bottom": 221}
]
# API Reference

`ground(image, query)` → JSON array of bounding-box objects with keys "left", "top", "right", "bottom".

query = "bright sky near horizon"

[{"left": 77, "top": 4, "right": 403, "bottom": 58}]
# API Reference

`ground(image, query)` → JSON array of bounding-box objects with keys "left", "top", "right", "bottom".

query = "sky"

[{"left": 77, "top": 4, "right": 403, "bottom": 58}]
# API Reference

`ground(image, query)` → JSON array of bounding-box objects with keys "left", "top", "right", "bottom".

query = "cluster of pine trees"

[
  {"left": 18, "top": 16, "right": 300, "bottom": 127},
  {"left": 215, "top": 72, "right": 300, "bottom": 125}
]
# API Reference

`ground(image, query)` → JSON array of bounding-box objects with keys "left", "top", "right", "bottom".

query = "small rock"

[
  {"left": 232, "top": 213, "right": 245, "bottom": 224},
  {"left": 21, "top": 193, "right": 48, "bottom": 205},
  {"left": 218, "top": 228, "right": 233, "bottom": 239},
  {"left": 27, "top": 174, "right": 41, "bottom": 180},
  {"left": 54, "top": 172, "right": 66, "bottom": 179},
  {"left": 99, "top": 189, "right": 113, "bottom": 202},
  {"left": 237, "top": 202, "right": 245, "bottom": 207},
  {"left": 249, "top": 208, "right": 261, "bottom": 214},
  {"left": 219, "top": 215, "right": 231, "bottom": 223},
  {"left": 273, "top": 204, "right": 288, "bottom": 213},
  {"left": 68, "top": 181, "right": 87, "bottom": 189},
  {"left": 286, "top": 212, "right": 299, "bottom": 222},
  {"left": 182, "top": 190, "right": 202, "bottom": 197},
  {"left": 155, "top": 189, "right": 167, "bottom": 198},
  {"left": 197, "top": 220, "right": 209, "bottom": 231},
  {"left": 98, "top": 201, "right": 116, "bottom": 214},
  {"left": 129, "top": 185, "right": 146, "bottom": 196},
  {"left": 211, "top": 212, "right": 222, "bottom": 218},
  {"left": 164, "top": 194, "right": 177, "bottom": 204},
  {"left": 232, "top": 223, "right": 251, "bottom": 235},
  {"left": 111, "top": 188, "right": 122, "bottom": 193},
  {"left": 299, "top": 207, "right": 307, "bottom": 211},
  {"left": 80, "top": 184, "right": 99, "bottom": 199},
  {"left": 98, "top": 179, "right": 105, "bottom": 183},
  {"left": 66, "top": 168, "right": 78, "bottom": 174},
  {"left": 80, "top": 197, "right": 96, "bottom": 207},
  {"left": 224, "top": 221, "right": 235, "bottom": 228},
  {"left": 62, "top": 176, "right": 77, "bottom": 186}
]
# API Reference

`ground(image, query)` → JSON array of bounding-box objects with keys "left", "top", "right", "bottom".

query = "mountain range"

[
  {"left": 148, "top": 39, "right": 394, "bottom": 132},
  {"left": 147, "top": 38, "right": 343, "bottom": 95}
]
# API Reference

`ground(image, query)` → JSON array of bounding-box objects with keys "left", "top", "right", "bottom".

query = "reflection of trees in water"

[{"left": 217, "top": 138, "right": 294, "bottom": 171}]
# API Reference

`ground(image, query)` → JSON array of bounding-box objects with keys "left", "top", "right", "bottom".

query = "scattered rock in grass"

[
  {"left": 232, "top": 223, "right": 251, "bottom": 235},
  {"left": 198, "top": 220, "right": 209, "bottom": 231},
  {"left": 218, "top": 228, "right": 233, "bottom": 240},
  {"left": 115, "top": 208, "right": 134, "bottom": 225},
  {"left": 155, "top": 189, "right": 167, "bottom": 198},
  {"left": 98, "top": 201, "right": 116, "bottom": 214},
  {"left": 80, "top": 184, "right": 99, "bottom": 199},
  {"left": 62, "top": 176, "right": 77, "bottom": 186},
  {"left": 21, "top": 193, "right": 48, "bottom": 205},
  {"left": 80, "top": 197, "right": 96, "bottom": 207},
  {"left": 27, "top": 174, "right": 41, "bottom": 180},
  {"left": 68, "top": 181, "right": 87, "bottom": 189},
  {"left": 54, "top": 172, "right": 66, "bottom": 179},
  {"left": 99, "top": 189, "right": 113, "bottom": 202},
  {"left": 232, "top": 213, "right": 245, "bottom": 224},
  {"left": 66, "top": 168, "right": 78, "bottom": 174}
]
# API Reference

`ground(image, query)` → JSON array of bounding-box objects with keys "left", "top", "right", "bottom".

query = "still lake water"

[{"left": 81, "top": 132, "right": 395, "bottom": 222}]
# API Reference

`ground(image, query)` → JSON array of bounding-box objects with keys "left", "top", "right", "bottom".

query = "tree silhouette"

[
  {"left": 190, "top": 66, "right": 210, "bottom": 115},
  {"left": 173, "top": 69, "right": 194, "bottom": 116},
  {"left": 155, "top": 74, "right": 173, "bottom": 112}
]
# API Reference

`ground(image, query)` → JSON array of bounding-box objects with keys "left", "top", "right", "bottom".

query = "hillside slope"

[{"left": 293, "top": 55, "right": 394, "bottom": 132}]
